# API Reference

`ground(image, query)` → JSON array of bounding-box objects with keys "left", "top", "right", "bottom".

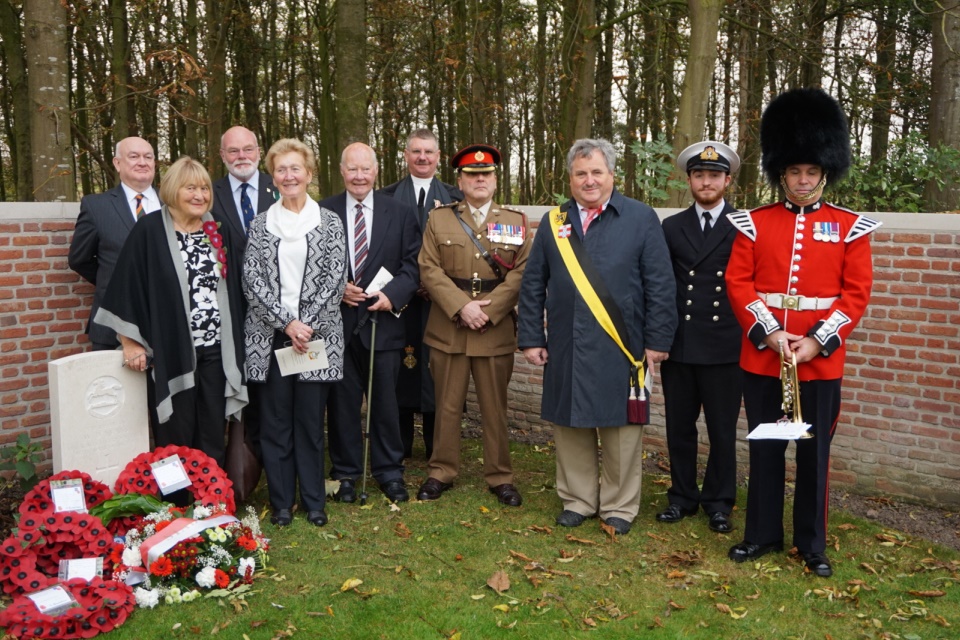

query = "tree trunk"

[
  {"left": 109, "top": 0, "right": 133, "bottom": 140},
  {"left": 667, "top": 0, "right": 724, "bottom": 207},
  {"left": 205, "top": 0, "right": 233, "bottom": 178},
  {"left": 735, "top": 0, "right": 764, "bottom": 207},
  {"left": 557, "top": 0, "right": 597, "bottom": 190},
  {"left": 924, "top": 5, "right": 960, "bottom": 211},
  {"left": 336, "top": 0, "right": 368, "bottom": 145},
  {"left": 798, "top": 0, "right": 826, "bottom": 88},
  {"left": 0, "top": 0, "right": 33, "bottom": 200},
  {"left": 24, "top": 0, "right": 74, "bottom": 201},
  {"left": 869, "top": 1, "right": 896, "bottom": 171},
  {"left": 183, "top": 0, "right": 201, "bottom": 159}
]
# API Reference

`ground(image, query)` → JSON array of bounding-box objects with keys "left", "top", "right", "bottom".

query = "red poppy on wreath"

[
  {"left": 113, "top": 445, "right": 236, "bottom": 514},
  {"left": 19, "top": 470, "right": 112, "bottom": 518},
  {"left": 0, "top": 577, "right": 135, "bottom": 639},
  {"left": 0, "top": 512, "right": 113, "bottom": 597}
]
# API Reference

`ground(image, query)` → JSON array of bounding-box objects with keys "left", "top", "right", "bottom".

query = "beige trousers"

[{"left": 554, "top": 424, "right": 644, "bottom": 521}]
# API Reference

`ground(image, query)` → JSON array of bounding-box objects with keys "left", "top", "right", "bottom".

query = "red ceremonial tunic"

[{"left": 725, "top": 199, "right": 880, "bottom": 380}]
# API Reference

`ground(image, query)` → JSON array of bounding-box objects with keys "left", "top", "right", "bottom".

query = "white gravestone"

[{"left": 48, "top": 351, "right": 150, "bottom": 488}]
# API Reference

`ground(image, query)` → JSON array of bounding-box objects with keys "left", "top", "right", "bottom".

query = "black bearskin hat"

[{"left": 760, "top": 88, "right": 851, "bottom": 187}]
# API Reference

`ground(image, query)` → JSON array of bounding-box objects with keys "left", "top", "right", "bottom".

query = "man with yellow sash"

[{"left": 518, "top": 138, "right": 677, "bottom": 535}]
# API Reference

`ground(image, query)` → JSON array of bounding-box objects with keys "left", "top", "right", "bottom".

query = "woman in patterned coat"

[{"left": 243, "top": 139, "right": 346, "bottom": 528}]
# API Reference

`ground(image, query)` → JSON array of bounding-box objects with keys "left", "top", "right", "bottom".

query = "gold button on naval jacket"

[
  {"left": 689, "top": 270, "right": 695, "bottom": 276},
  {"left": 713, "top": 301, "right": 720, "bottom": 307},
  {"left": 715, "top": 286, "right": 722, "bottom": 292},
  {"left": 686, "top": 300, "right": 692, "bottom": 306},
  {"left": 684, "top": 314, "right": 691, "bottom": 321},
  {"left": 687, "top": 284, "right": 693, "bottom": 291},
  {"left": 712, "top": 315, "right": 719, "bottom": 321},
  {"left": 716, "top": 270, "right": 723, "bottom": 277}
]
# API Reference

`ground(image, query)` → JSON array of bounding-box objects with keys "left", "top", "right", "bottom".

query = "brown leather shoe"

[
  {"left": 488, "top": 483, "right": 522, "bottom": 507},
  {"left": 417, "top": 477, "right": 452, "bottom": 501}
]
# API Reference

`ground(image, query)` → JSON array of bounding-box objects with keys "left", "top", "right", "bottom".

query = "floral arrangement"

[
  {"left": 114, "top": 444, "right": 236, "bottom": 514},
  {"left": 202, "top": 220, "right": 228, "bottom": 279},
  {"left": 0, "top": 577, "right": 135, "bottom": 639},
  {"left": 109, "top": 503, "right": 268, "bottom": 608}
]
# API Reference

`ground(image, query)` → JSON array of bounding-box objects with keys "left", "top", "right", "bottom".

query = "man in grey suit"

[
  {"left": 69, "top": 136, "right": 161, "bottom": 351},
  {"left": 381, "top": 129, "right": 462, "bottom": 459}
]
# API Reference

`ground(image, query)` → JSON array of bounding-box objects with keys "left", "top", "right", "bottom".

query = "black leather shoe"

[
  {"left": 488, "top": 483, "right": 522, "bottom": 507},
  {"left": 270, "top": 508, "right": 292, "bottom": 527},
  {"left": 334, "top": 478, "right": 357, "bottom": 503},
  {"left": 417, "top": 477, "right": 452, "bottom": 501},
  {"left": 556, "top": 510, "right": 586, "bottom": 527},
  {"left": 380, "top": 480, "right": 410, "bottom": 503},
  {"left": 728, "top": 541, "right": 783, "bottom": 563},
  {"left": 307, "top": 510, "right": 328, "bottom": 527},
  {"left": 603, "top": 516, "right": 632, "bottom": 535},
  {"left": 708, "top": 512, "right": 734, "bottom": 533},
  {"left": 656, "top": 504, "right": 698, "bottom": 523},
  {"left": 802, "top": 552, "right": 833, "bottom": 577}
]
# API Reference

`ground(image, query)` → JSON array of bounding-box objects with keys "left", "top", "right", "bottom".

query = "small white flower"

[
  {"left": 206, "top": 527, "right": 228, "bottom": 543},
  {"left": 238, "top": 557, "right": 256, "bottom": 576},
  {"left": 196, "top": 566, "right": 217, "bottom": 589},
  {"left": 134, "top": 587, "right": 160, "bottom": 609},
  {"left": 193, "top": 505, "right": 212, "bottom": 519},
  {"left": 121, "top": 547, "right": 142, "bottom": 568},
  {"left": 181, "top": 589, "right": 201, "bottom": 602}
]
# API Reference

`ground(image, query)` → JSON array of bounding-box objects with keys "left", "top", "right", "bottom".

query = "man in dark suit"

[
  {"left": 656, "top": 141, "right": 743, "bottom": 533},
  {"left": 320, "top": 142, "right": 422, "bottom": 504},
  {"left": 210, "top": 126, "right": 277, "bottom": 465},
  {"left": 69, "top": 136, "right": 161, "bottom": 351},
  {"left": 211, "top": 125, "right": 278, "bottom": 252},
  {"left": 382, "top": 129, "right": 462, "bottom": 460}
]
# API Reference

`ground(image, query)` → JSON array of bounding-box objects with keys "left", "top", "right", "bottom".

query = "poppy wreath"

[
  {"left": 0, "top": 577, "right": 135, "bottom": 639},
  {"left": 0, "top": 512, "right": 114, "bottom": 596},
  {"left": 113, "top": 445, "right": 235, "bottom": 514},
  {"left": 19, "top": 470, "right": 113, "bottom": 517}
]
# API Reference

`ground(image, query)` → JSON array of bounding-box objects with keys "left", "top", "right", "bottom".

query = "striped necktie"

[
  {"left": 354, "top": 203, "right": 368, "bottom": 280},
  {"left": 135, "top": 194, "right": 144, "bottom": 219},
  {"left": 582, "top": 207, "right": 601, "bottom": 233}
]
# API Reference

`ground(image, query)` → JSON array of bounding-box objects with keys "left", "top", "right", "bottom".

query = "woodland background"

[{"left": 1, "top": 0, "right": 958, "bottom": 212}]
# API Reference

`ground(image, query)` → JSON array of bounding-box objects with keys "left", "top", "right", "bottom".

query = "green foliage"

[
  {"left": 89, "top": 493, "right": 170, "bottom": 524},
  {"left": 842, "top": 133, "right": 960, "bottom": 212},
  {"left": 629, "top": 136, "right": 688, "bottom": 206},
  {"left": 0, "top": 433, "right": 43, "bottom": 492}
]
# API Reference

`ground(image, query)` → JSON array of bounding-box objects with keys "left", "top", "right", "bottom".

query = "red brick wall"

[{"left": 2, "top": 206, "right": 959, "bottom": 508}]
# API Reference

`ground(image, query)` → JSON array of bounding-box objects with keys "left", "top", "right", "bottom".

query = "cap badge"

[
  {"left": 474, "top": 150, "right": 485, "bottom": 161},
  {"left": 700, "top": 146, "right": 719, "bottom": 161}
]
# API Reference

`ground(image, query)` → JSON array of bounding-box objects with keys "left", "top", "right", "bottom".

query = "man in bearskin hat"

[{"left": 724, "top": 88, "right": 881, "bottom": 577}]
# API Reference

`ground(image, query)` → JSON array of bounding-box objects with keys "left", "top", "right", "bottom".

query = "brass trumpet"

[{"left": 779, "top": 340, "right": 813, "bottom": 439}]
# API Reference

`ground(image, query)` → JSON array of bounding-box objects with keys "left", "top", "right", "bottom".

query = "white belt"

[{"left": 760, "top": 292, "right": 837, "bottom": 311}]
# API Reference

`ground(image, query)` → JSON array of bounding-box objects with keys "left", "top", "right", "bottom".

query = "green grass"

[{"left": 97, "top": 439, "right": 959, "bottom": 639}]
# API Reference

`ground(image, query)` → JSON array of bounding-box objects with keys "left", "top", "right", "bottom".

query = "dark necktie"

[
  {"left": 354, "top": 203, "right": 368, "bottom": 280},
  {"left": 417, "top": 187, "right": 426, "bottom": 219},
  {"left": 240, "top": 183, "right": 255, "bottom": 235},
  {"left": 702, "top": 211, "right": 713, "bottom": 236},
  {"left": 135, "top": 194, "right": 144, "bottom": 219}
]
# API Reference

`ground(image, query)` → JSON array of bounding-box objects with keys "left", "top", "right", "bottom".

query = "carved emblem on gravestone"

[{"left": 85, "top": 376, "right": 124, "bottom": 418}]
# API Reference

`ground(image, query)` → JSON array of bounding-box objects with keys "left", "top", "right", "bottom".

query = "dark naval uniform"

[
  {"left": 726, "top": 198, "right": 880, "bottom": 554},
  {"left": 418, "top": 200, "right": 530, "bottom": 488},
  {"left": 660, "top": 199, "right": 742, "bottom": 517}
]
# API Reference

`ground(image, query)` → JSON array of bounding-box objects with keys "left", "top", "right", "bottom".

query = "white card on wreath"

[
  {"left": 150, "top": 455, "right": 192, "bottom": 494},
  {"left": 51, "top": 478, "right": 88, "bottom": 513},
  {"left": 275, "top": 339, "right": 329, "bottom": 376},
  {"left": 27, "top": 585, "right": 77, "bottom": 616},
  {"left": 58, "top": 557, "right": 103, "bottom": 582}
]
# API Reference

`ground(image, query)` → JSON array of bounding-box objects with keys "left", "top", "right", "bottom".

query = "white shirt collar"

[
  {"left": 346, "top": 191, "right": 374, "bottom": 213},
  {"left": 228, "top": 172, "right": 259, "bottom": 195},
  {"left": 695, "top": 199, "right": 725, "bottom": 222},
  {"left": 120, "top": 182, "right": 160, "bottom": 216},
  {"left": 410, "top": 175, "right": 433, "bottom": 193}
]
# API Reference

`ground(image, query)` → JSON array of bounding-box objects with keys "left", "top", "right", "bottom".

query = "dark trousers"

[
  {"left": 660, "top": 360, "right": 742, "bottom": 514},
  {"left": 328, "top": 338, "right": 404, "bottom": 484},
  {"left": 742, "top": 372, "right": 841, "bottom": 553},
  {"left": 399, "top": 409, "right": 435, "bottom": 459},
  {"left": 255, "top": 332, "right": 329, "bottom": 512},
  {"left": 151, "top": 345, "right": 227, "bottom": 468}
]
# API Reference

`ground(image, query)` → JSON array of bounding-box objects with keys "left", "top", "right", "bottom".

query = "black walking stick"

[{"left": 359, "top": 311, "right": 378, "bottom": 506}]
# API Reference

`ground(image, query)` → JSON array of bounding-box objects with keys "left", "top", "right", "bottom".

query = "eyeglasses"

[{"left": 222, "top": 146, "right": 259, "bottom": 157}]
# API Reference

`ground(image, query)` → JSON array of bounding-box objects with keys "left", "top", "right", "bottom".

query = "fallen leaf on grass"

[
  {"left": 493, "top": 604, "right": 510, "bottom": 612},
  {"left": 528, "top": 575, "right": 542, "bottom": 588},
  {"left": 389, "top": 503, "right": 401, "bottom": 513},
  {"left": 646, "top": 532, "right": 668, "bottom": 542},
  {"left": 547, "top": 569, "right": 572, "bottom": 578},
  {"left": 666, "top": 570, "right": 686, "bottom": 579},
  {"left": 907, "top": 590, "right": 946, "bottom": 597},
  {"left": 487, "top": 570, "right": 510, "bottom": 594},
  {"left": 523, "top": 562, "right": 544, "bottom": 571},
  {"left": 340, "top": 578, "right": 363, "bottom": 592},
  {"left": 559, "top": 548, "right": 582, "bottom": 559},
  {"left": 583, "top": 617, "right": 597, "bottom": 627},
  {"left": 395, "top": 522, "right": 412, "bottom": 538},
  {"left": 528, "top": 525, "right": 552, "bottom": 534},
  {"left": 599, "top": 522, "right": 619, "bottom": 541},
  {"left": 496, "top": 620, "right": 517, "bottom": 629},
  {"left": 837, "top": 523, "right": 857, "bottom": 531},
  {"left": 565, "top": 534, "right": 598, "bottom": 545},
  {"left": 455, "top": 554, "right": 463, "bottom": 561},
  {"left": 479, "top": 506, "right": 490, "bottom": 513},
  {"left": 250, "top": 620, "right": 267, "bottom": 628},
  {"left": 744, "top": 591, "right": 761, "bottom": 600},
  {"left": 668, "top": 601, "right": 685, "bottom": 610},
  {"left": 860, "top": 562, "right": 879, "bottom": 575},
  {"left": 470, "top": 594, "right": 485, "bottom": 600},
  {"left": 509, "top": 550, "right": 534, "bottom": 562},
  {"left": 648, "top": 615, "right": 664, "bottom": 629}
]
